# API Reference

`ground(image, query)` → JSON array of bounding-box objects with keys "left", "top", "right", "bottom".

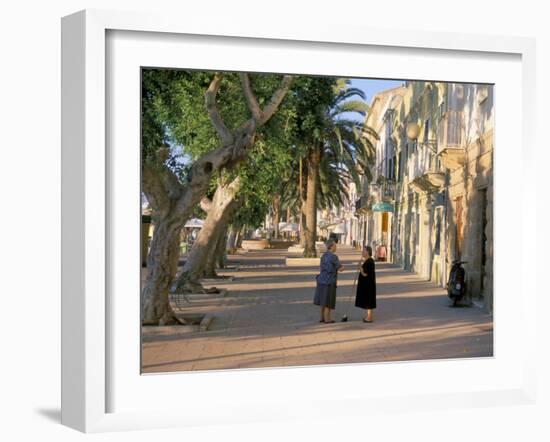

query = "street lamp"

[{"left": 406, "top": 122, "right": 420, "bottom": 140}]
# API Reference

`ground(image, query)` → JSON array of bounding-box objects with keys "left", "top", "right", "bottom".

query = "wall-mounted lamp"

[{"left": 406, "top": 122, "right": 420, "bottom": 140}]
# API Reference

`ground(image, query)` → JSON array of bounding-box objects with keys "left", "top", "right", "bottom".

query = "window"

[
  {"left": 423, "top": 119, "right": 430, "bottom": 144},
  {"left": 434, "top": 208, "right": 441, "bottom": 255},
  {"left": 478, "top": 85, "right": 489, "bottom": 104},
  {"left": 455, "top": 84, "right": 464, "bottom": 100},
  {"left": 438, "top": 101, "right": 446, "bottom": 120}
]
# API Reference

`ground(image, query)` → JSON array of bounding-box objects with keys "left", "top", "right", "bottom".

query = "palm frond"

[
  {"left": 331, "top": 100, "right": 369, "bottom": 117},
  {"left": 335, "top": 87, "right": 366, "bottom": 102}
]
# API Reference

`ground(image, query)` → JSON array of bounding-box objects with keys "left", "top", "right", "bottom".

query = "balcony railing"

[
  {"left": 436, "top": 109, "right": 467, "bottom": 169},
  {"left": 407, "top": 143, "right": 441, "bottom": 181},
  {"left": 437, "top": 110, "right": 465, "bottom": 151},
  {"left": 407, "top": 141, "right": 445, "bottom": 193},
  {"left": 380, "top": 181, "right": 395, "bottom": 201},
  {"left": 355, "top": 195, "right": 369, "bottom": 212}
]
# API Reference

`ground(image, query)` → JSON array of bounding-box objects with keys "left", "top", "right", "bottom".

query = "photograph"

[{"left": 140, "top": 69, "right": 494, "bottom": 373}]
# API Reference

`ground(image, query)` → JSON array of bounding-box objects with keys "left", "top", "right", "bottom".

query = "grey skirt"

[{"left": 313, "top": 283, "right": 337, "bottom": 309}]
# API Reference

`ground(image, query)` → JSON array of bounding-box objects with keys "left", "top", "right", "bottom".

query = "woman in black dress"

[{"left": 355, "top": 245, "right": 376, "bottom": 322}]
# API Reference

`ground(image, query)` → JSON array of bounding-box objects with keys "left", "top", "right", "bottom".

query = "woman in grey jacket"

[{"left": 313, "top": 239, "right": 344, "bottom": 323}]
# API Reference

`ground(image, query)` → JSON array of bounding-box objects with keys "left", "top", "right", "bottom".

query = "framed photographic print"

[{"left": 61, "top": 9, "right": 537, "bottom": 433}]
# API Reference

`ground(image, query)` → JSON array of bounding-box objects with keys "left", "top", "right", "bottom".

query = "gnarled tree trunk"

[
  {"left": 215, "top": 225, "right": 229, "bottom": 270},
  {"left": 141, "top": 73, "right": 294, "bottom": 324},
  {"left": 304, "top": 147, "right": 320, "bottom": 258},
  {"left": 204, "top": 223, "right": 230, "bottom": 278},
  {"left": 141, "top": 160, "right": 202, "bottom": 325},
  {"left": 141, "top": 213, "right": 184, "bottom": 325},
  {"left": 174, "top": 178, "right": 241, "bottom": 293},
  {"left": 203, "top": 230, "right": 223, "bottom": 279}
]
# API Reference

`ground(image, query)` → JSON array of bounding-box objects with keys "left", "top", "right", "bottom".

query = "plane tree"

[{"left": 141, "top": 69, "right": 293, "bottom": 324}]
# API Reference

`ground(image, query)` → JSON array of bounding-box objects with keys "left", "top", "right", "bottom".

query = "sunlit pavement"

[{"left": 141, "top": 245, "right": 493, "bottom": 373}]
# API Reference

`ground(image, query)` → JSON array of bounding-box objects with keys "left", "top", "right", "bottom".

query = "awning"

[
  {"left": 280, "top": 223, "right": 299, "bottom": 232},
  {"left": 372, "top": 202, "right": 394, "bottom": 213},
  {"left": 331, "top": 222, "right": 347, "bottom": 234},
  {"left": 184, "top": 218, "right": 204, "bottom": 228}
]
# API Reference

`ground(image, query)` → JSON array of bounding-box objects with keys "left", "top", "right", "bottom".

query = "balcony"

[
  {"left": 379, "top": 181, "right": 395, "bottom": 202},
  {"left": 437, "top": 110, "right": 466, "bottom": 170},
  {"left": 355, "top": 195, "right": 370, "bottom": 214},
  {"left": 355, "top": 179, "right": 396, "bottom": 214},
  {"left": 407, "top": 143, "right": 445, "bottom": 193}
]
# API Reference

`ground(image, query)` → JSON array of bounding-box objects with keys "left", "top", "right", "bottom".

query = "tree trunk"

[
  {"left": 304, "top": 148, "right": 320, "bottom": 258},
  {"left": 299, "top": 206, "right": 306, "bottom": 247},
  {"left": 272, "top": 195, "right": 281, "bottom": 239},
  {"left": 235, "top": 224, "right": 246, "bottom": 248},
  {"left": 204, "top": 214, "right": 234, "bottom": 277},
  {"left": 226, "top": 224, "right": 238, "bottom": 254},
  {"left": 216, "top": 227, "right": 228, "bottom": 269},
  {"left": 141, "top": 160, "right": 202, "bottom": 325},
  {"left": 141, "top": 214, "right": 184, "bottom": 325},
  {"left": 213, "top": 224, "right": 228, "bottom": 269},
  {"left": 203, "top": 229, "right": 224, "bottom": 278},
  {"left": 174, "top": 178, "right": 241, "bottom": 293},
  {"left": 299, "top": 156, "right": 306, "bottom": 247}
]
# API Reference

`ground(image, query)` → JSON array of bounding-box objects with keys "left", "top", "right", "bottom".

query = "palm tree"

[{"left": 302, "top": 80, "right": 378, "bottom": 257}]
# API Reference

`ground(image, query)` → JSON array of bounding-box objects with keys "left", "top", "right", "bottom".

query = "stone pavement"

[{"left": 141, "top": 245, "right": 493, "bottom": 373}]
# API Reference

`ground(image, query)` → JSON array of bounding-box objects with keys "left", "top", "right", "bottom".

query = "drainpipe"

[{"left": 442, "top": 170, "right": 450, "bottom": 287}]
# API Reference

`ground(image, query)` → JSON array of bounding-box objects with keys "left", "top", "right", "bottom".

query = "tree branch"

[
  {"left": 200, "top": 197, "right": 212, "bottom": 213},
  {"left": 177, "top": 74, "right": 293, "bottom": 216},
  {"left": 240, "top": 74, "right": 294, "bottom": 125},
  {"left": 161, "top": 166, "right": 184, "bottom": 201},
  {"left": 226, "top": 176, "right": 241, "bottom": 195},
  {"left": 259, "top": 75, "right": 294, "bottom": 125},
  {"left": 142, "top": 162, "right": 172, "bottom": 218},
  {"left": 205, "top": 73, "right": 233, "bottom": 145},
  {"left": 240, "top": 73, "right": 263, "bottom": 122}
]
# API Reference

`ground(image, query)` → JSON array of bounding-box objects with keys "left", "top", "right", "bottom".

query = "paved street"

[{"left": 141, "top": 245, "right": 493, "bottom": 373}]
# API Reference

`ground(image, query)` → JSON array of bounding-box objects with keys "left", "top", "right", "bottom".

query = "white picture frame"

[{"left": 61, "top": 9, "right": 537, "bottom": 433}]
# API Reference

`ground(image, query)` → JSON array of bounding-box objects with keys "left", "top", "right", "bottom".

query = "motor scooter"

[{"left": 447, "top": 259, "right": 467, "bottom": 307}]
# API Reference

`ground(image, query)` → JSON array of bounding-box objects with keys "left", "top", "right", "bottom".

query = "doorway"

[
  {"left": 479, "top": 188, "right": 488, "bottom": 300},
  {"left": 454, "top": 196, "right": 463, "bottom": 259}
]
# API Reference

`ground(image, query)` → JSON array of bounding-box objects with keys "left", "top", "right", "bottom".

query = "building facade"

[
  {"left": 358, "top": 81, "right": 494, "bottom": 312},
  {"left": 356, "top": 86, "right": 407, "bottom": 259}
]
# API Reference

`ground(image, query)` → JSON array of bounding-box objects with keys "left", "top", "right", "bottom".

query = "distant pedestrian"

[
  {"left": 355, "top": 245, "right": 377, "bottom": 322},
  {"left": 313, "top": 239, "right": 344, "bottom": 323}
]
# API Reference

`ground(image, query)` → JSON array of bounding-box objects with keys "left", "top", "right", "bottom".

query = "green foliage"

[
  {"left": 141, "top": 69, "right": 214, "bottom": 178},
  {"left": 288, "top": 76, "right": 337, "bottom": 146},
  {"left": 231, "top": 97, "right": 297, "bottom": 227},
  {"left": 142, "top": 69, "right": 299, "bottom": 173},
  {"left": 141, "top": 69, "right": 377, "bottom": 229},
  {"left": 290, "top": 78, "right": 376, "bottom": 210}
]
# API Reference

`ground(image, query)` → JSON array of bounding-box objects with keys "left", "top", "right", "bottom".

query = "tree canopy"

[{"left": 141, "top": 69, "right": 374, "bottom": 230}]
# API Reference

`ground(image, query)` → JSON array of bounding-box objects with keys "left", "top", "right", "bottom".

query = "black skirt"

[{"left": 355, "top": 258, "right": 376, "bottom": 309}]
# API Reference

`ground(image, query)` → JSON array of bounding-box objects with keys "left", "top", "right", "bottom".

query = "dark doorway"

[
  {"left": 480, "top": 188, "right": 488, "bottom": 298},
  {"left": 454, "top": 196, "right": 463, "bottom": 259}
]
